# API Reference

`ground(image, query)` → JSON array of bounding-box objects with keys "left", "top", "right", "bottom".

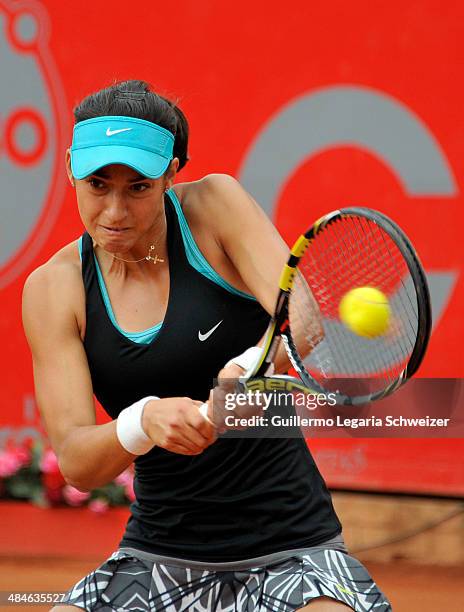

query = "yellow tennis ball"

[{"left": 339, "top": 287, "right": 390, "bottom": 338}]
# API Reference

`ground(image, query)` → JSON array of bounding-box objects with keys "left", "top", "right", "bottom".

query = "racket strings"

[
  {"left": 361, "top": 220, "right": 418, "bottom": 371},
  {"left": 339, "top": 219, "right": 405, "bottom": 377},
  {"left": 289, "top": 273, "right": 325, "bottom": 363},
  {"left": 376, "top": 221, "right": 419, "bottom": 334},
  {"left": 348, "top": 217, "right": 417, "bottom": 369},
  {"left": 320, "top": 228, "right": 396, "bottom": 378},
  {"left": 289, "top": 215, "right": 420, "bottom": 394},
  {"left": 354, "top": 216, "right": 418, "bottom": 332},
  {"left": 325, "top": 218, "right": 399, "bottom": 378},
  {"left": 341, "top": 219, "right": 415, "bottom": 374},
  {"left": 312, "top": 220, "right": 393, "bottom": 304},
  {"left": 304, "top": 247, "right": 376, "bottom": 381},
  {"left": 299, "top": 231, "right": 370, "bottom": 381}
]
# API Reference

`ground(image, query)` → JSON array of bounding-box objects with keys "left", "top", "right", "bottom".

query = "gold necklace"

[{"left": 112, "top": 244, "right": 165, "bottom": 265}]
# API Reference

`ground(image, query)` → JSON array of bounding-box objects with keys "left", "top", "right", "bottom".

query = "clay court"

[
  {"left": 1, "top": 493, "right": 463, "bottom": 611},
  {"left": 0, "top": 555, "right": 462, "bottom": 612}
]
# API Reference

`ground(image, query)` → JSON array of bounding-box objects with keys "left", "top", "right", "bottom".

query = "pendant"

[{"left": 145, "top": 244, "right": 164, "bottom": 265}]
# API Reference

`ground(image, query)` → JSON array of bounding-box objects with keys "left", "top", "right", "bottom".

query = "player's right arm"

[{"left": 22, "top": 259, "right": 215, "bottom": 492}]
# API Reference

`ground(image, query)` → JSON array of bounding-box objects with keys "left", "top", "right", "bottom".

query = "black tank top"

[{"left": 81, "top": 192, "right": 341, "bottom": 562}]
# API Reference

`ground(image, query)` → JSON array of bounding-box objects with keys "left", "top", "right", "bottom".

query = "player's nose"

[{"left": 104, "top": 191, "right": 129, "bottom": 223}]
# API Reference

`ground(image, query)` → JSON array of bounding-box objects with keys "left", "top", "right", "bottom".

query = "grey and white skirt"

[{"left": 62, "top": 536, "right": 391, "bottom": 611}]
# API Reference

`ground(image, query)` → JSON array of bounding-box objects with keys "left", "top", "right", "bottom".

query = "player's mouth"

[{"left": 100, "top": 225, "right": 130, "bottom": 235}]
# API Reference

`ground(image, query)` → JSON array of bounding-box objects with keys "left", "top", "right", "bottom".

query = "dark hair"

[{"left": 73, "top": 80, "right": 189, "bottom": 171}]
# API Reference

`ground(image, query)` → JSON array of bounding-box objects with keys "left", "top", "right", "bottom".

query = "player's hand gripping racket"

[{"left": 204, "top": 207, "right": 432, "bottom": 416}]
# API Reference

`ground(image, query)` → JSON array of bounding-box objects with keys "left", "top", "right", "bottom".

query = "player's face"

[{"left": 67, "top": 158, "right": 177, "bottom": 253}]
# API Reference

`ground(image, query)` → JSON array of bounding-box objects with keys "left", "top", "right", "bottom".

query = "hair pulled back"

[{"left": 73, "top": 80, "right": 189, "bottom": 171}]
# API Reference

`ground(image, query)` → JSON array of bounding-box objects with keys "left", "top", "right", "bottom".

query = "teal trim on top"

[
  {"left": 93, "top": 257, "right": 163, "bottom": 344},
  {"left": 78, "top": 236, "right": 162, "bottom": 345},
  {"left": 77, "top": 190, "right": 256, "bottom": 345},
  {"left": 167, "top": 188, "right": 256, "bottom": 301}
]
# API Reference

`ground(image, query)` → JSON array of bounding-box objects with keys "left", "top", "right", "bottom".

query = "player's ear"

[
  {"left": 65, "top": 149, "right": 75, "bottom": 187},
  {"left": 164, "top": 157, "right": 179, "bottom": 191}
]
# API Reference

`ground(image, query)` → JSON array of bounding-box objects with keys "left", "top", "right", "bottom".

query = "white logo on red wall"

[{"left": 0, "top": 0, "right": 67, "bottom": 289}]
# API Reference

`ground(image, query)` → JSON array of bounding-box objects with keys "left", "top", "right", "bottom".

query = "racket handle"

[{"left": 198, "top": 402, "right": 214, "bottom": 426}]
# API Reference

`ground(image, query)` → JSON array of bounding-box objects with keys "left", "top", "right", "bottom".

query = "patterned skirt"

[{"left": 62, "top": 540, "right": 391, "bottom": 611}]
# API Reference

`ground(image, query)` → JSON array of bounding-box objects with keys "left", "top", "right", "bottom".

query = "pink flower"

[
  {"left": 89, "top": 499, "right": 109, "bottom": 514},
  {"left": 40, "top": 449, "right": 60, "bottom": 474},
  {"left": 11, "top": 446, "right": 30, "bottom": 469},
  {"left": 0, "top": 450, "right": 22, "bottom": 477},
  {"left": 62, "top": 484, "right": 90, "bottom": 506},
  {"left": 114, "top": 469, "right": 133, "bottom": 487}
]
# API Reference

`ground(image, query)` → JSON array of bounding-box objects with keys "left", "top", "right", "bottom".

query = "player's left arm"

[
  {"left": 200, "top": 174, "right": 288, "bottom": 314},
  {"left": 198, "top": 174, "right": 322, "bottom": 372}
]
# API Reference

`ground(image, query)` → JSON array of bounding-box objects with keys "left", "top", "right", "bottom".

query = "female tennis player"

[{"left": 22, "top": 80, "right": 391, "bottom": 611}]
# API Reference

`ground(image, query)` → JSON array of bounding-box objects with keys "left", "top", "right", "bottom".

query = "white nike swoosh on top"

[
  {"left": 198, "top": 320, "right": 223, "bottom": 342},
  {"left": 106, "top": 127, "right": 133, "bottom": 136}
]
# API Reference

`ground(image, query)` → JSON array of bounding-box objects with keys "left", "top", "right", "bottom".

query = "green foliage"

[
  {"left": 5, "top": 468, "right": 42, "bottom": 499},
  {"left": 91, "top": 482, "right": 130, "bottom": 506}
]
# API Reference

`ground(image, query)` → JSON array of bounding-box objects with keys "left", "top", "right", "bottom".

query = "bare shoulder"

[
  {"left": 23, "top": 240, "right": 82, "bottom": 301},
  {"left": 22, "top": 240, "right": 85, "bottom": 342},
  {"left": 175, "top": 174, "right": 255, "bottom": 228},
  {"left": 189, "top": 173, "right": 247, "bottom": 203}
]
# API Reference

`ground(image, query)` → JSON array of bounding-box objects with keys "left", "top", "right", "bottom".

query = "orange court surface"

[
  {"left": 0, "top": 492, "right": 463, "bottom": 611},
  {"left": 0, "top": 556, "right": 462, "bottom": 612}
]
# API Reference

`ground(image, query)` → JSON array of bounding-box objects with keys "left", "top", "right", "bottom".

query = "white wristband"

[
  {"left": 225, "top": 346, "right": 275, "bottom": 376},
  {"left": 199, "top": 402, "right": 215, "bottom": 426},
  {"left": 116, "top": 396, "right": 159, "bottom": 455}
]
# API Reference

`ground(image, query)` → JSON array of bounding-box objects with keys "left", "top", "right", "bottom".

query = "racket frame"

[{"left": 245, "top": 207, "right": 432, "bottom": 405}]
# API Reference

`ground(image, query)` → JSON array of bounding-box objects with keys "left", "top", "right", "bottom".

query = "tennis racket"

[{"left": 234, "top": 207, "right": 431, "bottom": 407}]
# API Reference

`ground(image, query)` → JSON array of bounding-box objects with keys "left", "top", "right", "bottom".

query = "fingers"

[
  {"left": 187, "top": 403, "right": 217, "bottom": 444},
  {"left": 173, "top": 399, "right": 217, "bottom": 449},
  {"left": 217, "top": 364, "right": 245, "bottom": 389},
  {"left": 161, "top": 423, "right": 212, "bottom": 455},
  {"left": 144, "top": 397, "right": 217, "bottom": 455},
  {"left": 167, "top": 443, "right": 205, "bottom": 456},
  {"left": 204, "top": 382, "right": 268, "bottom": 432}
]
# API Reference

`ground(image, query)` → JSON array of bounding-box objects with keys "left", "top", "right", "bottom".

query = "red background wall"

[{"left": 1, "top": 0, "right": 463, "bottom": 495}]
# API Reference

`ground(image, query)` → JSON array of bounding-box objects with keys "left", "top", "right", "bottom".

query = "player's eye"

[
  {"left": 130, "top": 183, "right": 150, "bottom": 192},
  {"left": 87, "top": 177, "right": 106, "bottom": 190}
]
